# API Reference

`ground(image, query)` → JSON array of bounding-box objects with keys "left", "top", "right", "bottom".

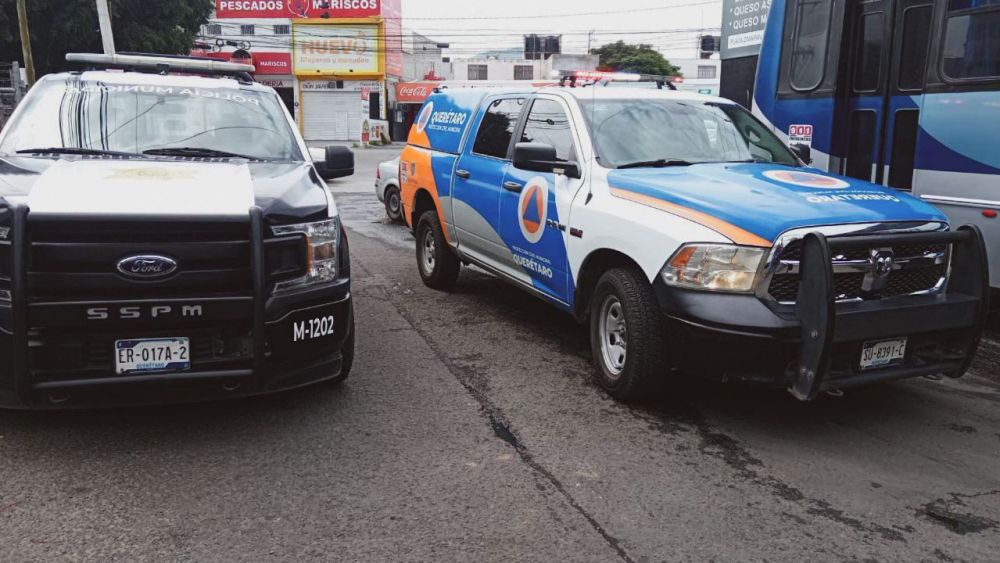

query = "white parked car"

[{"left": 375, "top": 156, "right": 401, "bottom": 222}]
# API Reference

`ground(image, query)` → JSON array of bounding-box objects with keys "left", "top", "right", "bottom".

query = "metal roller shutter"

[{"left": 301, "top": 91, "right": 360, "bottom": 142}]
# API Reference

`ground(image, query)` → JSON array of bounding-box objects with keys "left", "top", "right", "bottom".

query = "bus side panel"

[
  {"left": 914, "top": 90, "right": 1000, "bottom": 288},
  {"left": 751, "top": 0, "right": 786, "bottom": 128},
  {"left": 752, "top": 0, "right": 841, "bottom": 173}
]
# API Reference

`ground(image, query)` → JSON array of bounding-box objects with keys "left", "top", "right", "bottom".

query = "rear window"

[{"left": 472, "top": 98, "right": 525, "bottom": 159}]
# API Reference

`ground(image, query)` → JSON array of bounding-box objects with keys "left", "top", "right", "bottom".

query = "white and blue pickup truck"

[{"left": 400, "top": 84, "right": 990, "bottom": 402}]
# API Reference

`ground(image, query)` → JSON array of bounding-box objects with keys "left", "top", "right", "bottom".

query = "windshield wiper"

[
  {"left": 143, "top": 147, "right": 263, "bottom": 160},
  {"left": 16, "top": 147, "right": 141, "bottom": 157},
  {"left": 616, "top": 158, "right": 694, "bottom": 169}
]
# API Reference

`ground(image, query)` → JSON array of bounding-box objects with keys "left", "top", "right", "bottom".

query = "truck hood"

[
  {"left": 606, "top": 163, "right": 947, "bottom": 244},
  {"left": 0, "top": 156, "right": 330, "bottom": 222}
]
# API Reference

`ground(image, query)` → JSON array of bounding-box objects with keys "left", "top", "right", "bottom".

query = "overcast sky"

[{"left": 399, "top": 0, "right": 723, "bottom": 61}]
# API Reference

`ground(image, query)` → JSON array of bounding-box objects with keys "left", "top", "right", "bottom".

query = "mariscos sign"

[
  {"left": 293, "top": 24, "right": 381, "bottom": 76},
  {"left": 215, "top": 0, "right": 380, "bottom": 19}
]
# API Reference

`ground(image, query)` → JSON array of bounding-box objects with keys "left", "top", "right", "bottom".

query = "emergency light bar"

[
  {"left": 65, "top": 53, "right": 256, "bottom": 77},
  {"left": 556, "top": 70, "right": 683, "bottom": 89}
]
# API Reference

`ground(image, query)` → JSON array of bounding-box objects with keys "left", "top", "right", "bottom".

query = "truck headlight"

[
  {"left": 271, "top": 217, "right": 341, "bottom": 294},
  {"left": 661, "top": 244, "right": 766, "bottom": 293}
]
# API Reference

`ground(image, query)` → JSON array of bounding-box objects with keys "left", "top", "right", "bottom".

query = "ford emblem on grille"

[{"left": 116, "top": 255, "right": 178, "bottom": 280}]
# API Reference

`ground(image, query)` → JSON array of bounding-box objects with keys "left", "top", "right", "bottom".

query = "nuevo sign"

[
  {"left": 721, "top": 0, "right": 772, "bottom": 59},
  {"left": 293, "top": 24, "right": 381, "bottom": 76},
  {"left": 215, "top": 0, "right": 380, "bottom": 19}
]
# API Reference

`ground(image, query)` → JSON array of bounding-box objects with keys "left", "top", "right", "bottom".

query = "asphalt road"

[{"left": 1, "top": 146, "right": 998, "bottom": 562}]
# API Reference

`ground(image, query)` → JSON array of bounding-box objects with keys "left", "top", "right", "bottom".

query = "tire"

[
  {"left": 589, "top": 267, "right": 669, "bottom": 401},
  {"left": 416, "top": 210, "right": 460, "bottom": 290},
  {"left": 329, "top": 316, "right": 355, "bottom": 385},
  {"left": 384, "top": 185, "right": 403, "bottom": 222}
]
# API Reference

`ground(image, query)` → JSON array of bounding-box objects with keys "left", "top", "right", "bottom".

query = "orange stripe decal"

[{"left": 609, "top": 188, "right": 772, "bottom": 247}]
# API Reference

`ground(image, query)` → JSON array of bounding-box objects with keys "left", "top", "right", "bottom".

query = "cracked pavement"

[{"left": 0, "top": 149, "right": 998, "bottom": 561}]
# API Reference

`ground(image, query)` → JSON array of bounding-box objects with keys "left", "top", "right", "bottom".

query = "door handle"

[
  {"left": 503, "top": 181, "right": 523, "bottom": 192},
  {"left": 456, "top": 169, "right": 471, "bottom": 179}
]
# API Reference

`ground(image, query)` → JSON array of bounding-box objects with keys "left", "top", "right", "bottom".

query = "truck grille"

[
  {"left": 14, "top": 216, "right": 305, "bottom": 384},
  {"left": 766, "top": 238, "right": 948, "bottom": 303},
  {"left": 26, "top": 219, "right": 254, "bottom": 300}
]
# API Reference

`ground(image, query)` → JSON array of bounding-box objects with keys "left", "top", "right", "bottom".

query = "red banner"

[
  {"left": 250, "top": 52, "right": 292, "bottom": 75},
  {"left": 215, "top": 0, "right": 380, "bottom": 19},
  {"left": 197, "top": 51, "right": 293, "bottom": 75},
  {"left": 381, "top": 0, "right": 403, "bottom": 78}
]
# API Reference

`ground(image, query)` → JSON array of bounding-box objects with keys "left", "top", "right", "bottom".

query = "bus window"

[
  {"left": 942, "top": 1, "right": 1000, "bottom": 79},
  {"left": 790, "top": 0, "right": 835, "bottom": 91},
  {"left": 888, "top": 110, "right": 919, "bottom": 190},
  {"left": 897, "top": 5, "right": 933, "bottom": 90},
  {"left": 847, "top": 111, "right": 876, "bottom": 180},
  {"left": 853, "top": 13, "right": 886, "bottom": 93}
]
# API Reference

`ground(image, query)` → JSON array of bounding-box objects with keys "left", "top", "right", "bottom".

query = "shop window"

[{"left": 468, "top": 65, "right": 488, "bottom": 80}]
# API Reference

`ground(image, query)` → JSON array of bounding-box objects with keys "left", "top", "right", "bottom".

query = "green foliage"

[
  {"left": 590, "top": 41, "right": 681, "bottom": 77},
  {"left": 0, "top": 0, "right": 213, "bottom": 76}
]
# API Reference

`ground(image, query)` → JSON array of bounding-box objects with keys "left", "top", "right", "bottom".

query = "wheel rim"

[
  {"left": 420, "top": 228, "right": 436, "bottom": 276},
  {"left": 599, "top": 294, "right": 627, "bottom": 378},
  {"left": 388, "top": 191, "right": 400, "bottom": 215}
]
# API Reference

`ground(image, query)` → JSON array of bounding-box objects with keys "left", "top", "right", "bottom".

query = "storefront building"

[{"left": 204, "top": 0, "right": 403, "bottom": 143}]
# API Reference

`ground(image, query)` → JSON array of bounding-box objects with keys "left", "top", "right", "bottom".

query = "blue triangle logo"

[{"left": 523, "top": 189, "right": 541, "bottom": 223}]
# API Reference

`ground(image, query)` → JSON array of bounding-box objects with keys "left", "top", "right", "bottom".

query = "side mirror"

[
  {"left": 790, "top": 143, "right": 812, "bottom": 165},
  {"left": 513, "top": 142, "right": 581, "bottom": 179},
  {"left": 314, "top": 145, "right": 354, "bottom": 180}
]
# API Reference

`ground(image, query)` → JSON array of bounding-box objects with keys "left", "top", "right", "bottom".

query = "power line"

[{"left": 397, "top": 1, "right": 722, "bottom": 20}]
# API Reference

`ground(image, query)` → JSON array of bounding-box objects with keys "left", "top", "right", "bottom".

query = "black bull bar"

[{"left": 791, "top": 225, "right": 990, "bottom": 400}]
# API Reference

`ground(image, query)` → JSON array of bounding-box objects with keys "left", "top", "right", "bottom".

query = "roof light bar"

[
  {"left": 65, "top": 53, "right": 256, "bottom": 75},
  {"left": 556, "top": 70, "right": 684, "bottom": 89}
]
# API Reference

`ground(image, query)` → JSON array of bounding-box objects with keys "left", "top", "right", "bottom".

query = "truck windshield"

[
  {"left": 0, "top": 78, "right": 302, "bottom": 161},
  {"left": 579, "top": 98, "right": 799, "bottom": 168}
]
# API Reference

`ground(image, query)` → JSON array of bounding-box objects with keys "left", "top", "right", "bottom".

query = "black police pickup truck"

[{"left": 0, "top": 54, "right": 356, "bottom": 408}]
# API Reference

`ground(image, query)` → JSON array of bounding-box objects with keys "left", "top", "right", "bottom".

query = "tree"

[
  {"left": 591, "top": 41, "right": 681, "bottom": 77},
  {"left": 0, "top": 0, "right": 213, "bottom": 77}
]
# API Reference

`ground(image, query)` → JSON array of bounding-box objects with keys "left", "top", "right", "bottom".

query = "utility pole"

[
  {"left": 96, "top": 0, "right": 116, "bottom": 55},
  {"left": 587, "top": 30, "right": 595, "bottom": 54},
  {"left": 15, "top": 0, "right": 35, "bottom": 86}
]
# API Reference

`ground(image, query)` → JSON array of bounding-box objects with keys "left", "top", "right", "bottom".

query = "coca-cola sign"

[{"left": 396, "top": 82, "right": 440, "bottom": 103}]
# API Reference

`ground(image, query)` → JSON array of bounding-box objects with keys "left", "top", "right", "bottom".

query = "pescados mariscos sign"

[{"left": 215, "top": 0, "right": 380, "bottom": 18}]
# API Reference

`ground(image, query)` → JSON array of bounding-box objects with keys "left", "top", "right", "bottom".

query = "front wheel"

[
  {"left": 415, "top": 210, "right": 460, "bottom": 290},
  {"left": 384, "top": 185, "right": 402, "bottom": 222},
  {"left": 589, "top": 267, "right": 669, "bottom": 401}
]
